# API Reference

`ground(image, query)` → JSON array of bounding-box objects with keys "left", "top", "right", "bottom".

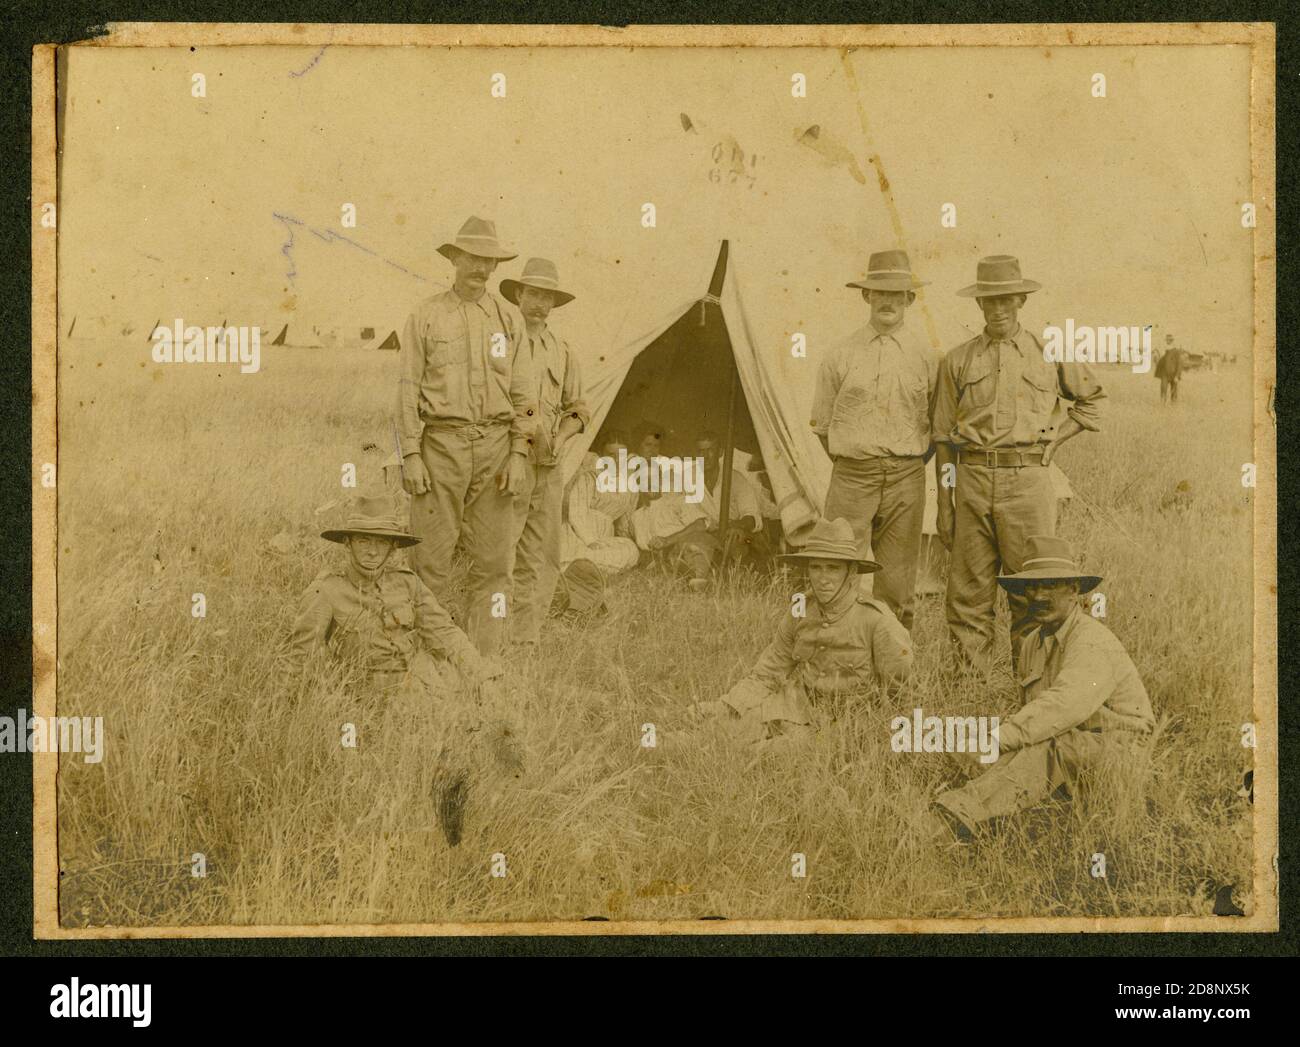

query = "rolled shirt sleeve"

[
  {"left": 930, "top": 349, "right": 961, "bottom": 445},
  {"left": 559, "top": 346, "right": 590, "bottom": 434},
  {"left": 1058, "top": 359, "right": 1105, "bottom": 433},
  {"left": 396, "top": 310, "right": 425, "bottom": 457},
  {"left": 809, "top": 349, "right": 842, "bottom": 440},
  {"left": 506, "top": 312, "right": 538, "bottom": 456}
]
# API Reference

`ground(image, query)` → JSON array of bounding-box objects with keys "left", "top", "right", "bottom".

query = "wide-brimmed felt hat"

[
  {"left": 500, "top": 257, "right": 576, "bottom": 307},
  {"left": 321, "top": 491, "right": 420, "bottom": 548},
  {"left": 956, "top": 254, "right": 1042, "bottom": 298},
  {"left": 436, "top": 216, "right": 518, "bottom": 262},
  {"left": 996, "top": 534, "right": 1100, "bottom": 593},
  {"left": 778, "top": 517, "right": 881, "bottom": 572},
  {"left": 846, "top": 249, "right": 929, "bottom": 292}
]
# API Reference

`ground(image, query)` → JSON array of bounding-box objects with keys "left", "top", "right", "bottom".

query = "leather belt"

[{"left": 959, "top": 446, "right": 1047, "bottom": 468}]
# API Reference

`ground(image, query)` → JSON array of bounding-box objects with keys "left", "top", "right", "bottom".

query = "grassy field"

[{"left": 53, "top": 341, "right": 1257, "bottom": 926}]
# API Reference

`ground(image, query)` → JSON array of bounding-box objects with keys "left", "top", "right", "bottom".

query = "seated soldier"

[
  {"left": 630, "top": 488, "right": 714, "bottom": 591},
  {"left": 697, "top": 431, "right": 772, "bottom": 572},
  {"left": 555, "top": 438, "right": 640, "bottom": 622},
  {"left": 693, "top": 517, "right": 913, "bottom": 750},
  {"left": 287, "top": 490, "right": 522, "bottom": 848},
  {"left": 922, "top": 535, "right": 1155, "bottom": 843}
]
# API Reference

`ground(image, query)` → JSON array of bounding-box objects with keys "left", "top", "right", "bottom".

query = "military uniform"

[
  {"left": 932, "top": 257, "right": 1105, "bottom": 670},
  {"left": 288, "top": 560, "right": 488, "bottom": 690},
  {"left": 292, "top": 490, "right": 520, "bottom": 848},
  {"left": 706, "top": 517, "right": 913, "bottom": 748},
  {"left": 397, "top": 218, "right": 536, "bottom": 659},
  {"left": 505, "top": 278, "right": 589, "bottom": 644},
  {"left": 935, "top": 603, "right": 1154, "bottom": 833}
]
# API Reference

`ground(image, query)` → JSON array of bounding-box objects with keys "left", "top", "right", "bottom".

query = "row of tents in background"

[{"left": 65, "top": 315, "right": 403, "bottom": 351}]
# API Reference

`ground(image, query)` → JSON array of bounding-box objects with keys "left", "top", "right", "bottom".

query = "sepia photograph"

[{"left": 29, "top": 21, "right": 1277, "bottom": 937}]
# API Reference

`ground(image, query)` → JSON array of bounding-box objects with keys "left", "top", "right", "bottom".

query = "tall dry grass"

[{"left": 53, "top": 342, "right": 1257, "bottom": 925}]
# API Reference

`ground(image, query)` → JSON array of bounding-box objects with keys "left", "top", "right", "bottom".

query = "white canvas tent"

[{"left": 560, "top": 239, "right": 830, "bottom": 542}]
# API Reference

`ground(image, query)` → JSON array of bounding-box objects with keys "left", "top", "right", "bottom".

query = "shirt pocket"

[
  {"left": 1017, "top": 666, "right": 1045, "bottom": 698},
  {"left": 1020, "top": 363, "right": 1059, "bottom": 417},
  {"left": 832, "top": 383, "right": 871, "bottom": 429},
  {"left": 959, "top": 355, "right": 997, "bottom": 409},
  {"left": 892, "top": 364, "right": 930, "bottom": 428}
]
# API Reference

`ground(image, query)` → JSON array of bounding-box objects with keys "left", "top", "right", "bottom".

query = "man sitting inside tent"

[
  {"left": 692, "top": 517, "right": 913, "bottom": 751},
  {"left": 697, "top": 431, "right": 772, "bottom": 572},
  {"left": 629, "top": 485, "right": 714, "bottom": 591},
  {"left": 554, "top": 431, "right": 641, "bottom": 621}
]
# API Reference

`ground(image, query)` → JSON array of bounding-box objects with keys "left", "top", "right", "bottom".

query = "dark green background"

[{"left": 2, "top": 1, "right": 1292, "bottom": 958}]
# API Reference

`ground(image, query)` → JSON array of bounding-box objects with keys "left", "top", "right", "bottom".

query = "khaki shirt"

[
  {"left": 397, "top": 288, "right": 536, "bottom": 457},
  {"left": 811, "top": 322, "right": 940, "bottom": 458},
  {"left": 733, "top": 586, "right": 913, "bottom": 698},
  {"left": 524, "top": 324, "right": 589, "bottom": 466},
  {"left": 288, "top": 560, "right": 485, "bottom": 682},
  {"left": 700, "top": 467, "right": 762, "bottom": 533},
  {"left": 931, "top": 325, "right": 1104, "bottom": 449},
  {"left": 1001, "top": 605, "right": 1155, "bottom": 750},
  {"left": 631, "top": 492, "right": 708, "bottom": 551}
]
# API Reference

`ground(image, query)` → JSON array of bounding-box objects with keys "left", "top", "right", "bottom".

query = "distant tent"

[
  {"left": 360, "top": 324, "right": 402, "bottom": 352},
  {"left": 266, "top": 324, "right": 324, "bottom": 348},
  {"left": 566, "top": 240, "right": 827, "bottom": 543}
]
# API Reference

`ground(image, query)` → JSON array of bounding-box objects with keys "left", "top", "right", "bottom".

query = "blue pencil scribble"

[
  {"left": 289, "top": 45, "right": 329, "bottom": 78},
  {"left": 272, "top": 211, "right": 302, "bottom": 285},
  {"left": 272, "top": 211, "right": 431, "bottom": 287}
]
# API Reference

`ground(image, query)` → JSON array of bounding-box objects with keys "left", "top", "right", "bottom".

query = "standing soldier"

[
  {"left": 932, "top": 256, "right": 1105, "bottom": 672},
  {"left": 500, "top": 257, "right": 590, "bottom": 648},
  {"left": 811, "top": 249, "right": 938, "bottom": 631},
  {"left": 396, "top": 216, "right": 536, "bottom": 658}
]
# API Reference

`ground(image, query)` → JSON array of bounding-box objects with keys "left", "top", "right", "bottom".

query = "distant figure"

[
  {"left": 1155, "top": 334, "right": 1186, "bottom": 404},
  {"left": 693, "top": 517, "right": 912, "bottom": 752},
  {"left": 922, "top": 535, "right": 1155, "bottom": 843},
  {"left": 287, "top": 491, "right": 523, "bottom": 848},
  {"left": 812, "top": 249, "right": 938, "bottom": 631}
]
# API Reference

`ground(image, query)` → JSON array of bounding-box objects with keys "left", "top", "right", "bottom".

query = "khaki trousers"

[
  {"left": 823, "top": 454, "right": 926, "bottom": 630},
  {"left": 934, "top": 728, "right": 1113, "bottom": 831},
  {"left": 947, "top": 461, "right": 1056, "bottom": 671},
  {"left": 408, "top": 423, "right": 514, "bottom": 658},
  {"left": 510, "top": 462, "right": 564, "bottom": 645}
]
